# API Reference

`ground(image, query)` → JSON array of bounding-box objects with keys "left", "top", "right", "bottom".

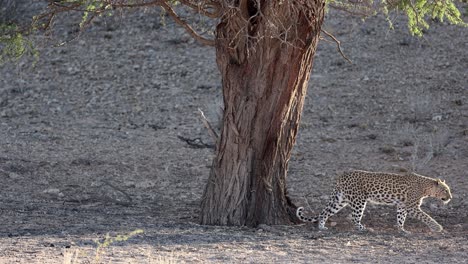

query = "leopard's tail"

[{"left": 296, "top": 207, "right": 318, "bottom": 222}]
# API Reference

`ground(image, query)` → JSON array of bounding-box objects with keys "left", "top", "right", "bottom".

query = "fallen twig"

[
  {"left": 101, "top": 180, "right": 133, "bottom": 206},
  {"left": 177, "top": 135, "right": 215, "bottom": 149}
]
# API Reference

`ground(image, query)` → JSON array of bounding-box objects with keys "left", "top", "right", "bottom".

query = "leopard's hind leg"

[{"left": 317, "top": 190, "right": 348, "bottom": 230}]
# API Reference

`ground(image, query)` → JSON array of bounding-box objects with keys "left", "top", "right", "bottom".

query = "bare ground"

[{"left": 0, "top": 5, "right": 467, "bottom": 264}]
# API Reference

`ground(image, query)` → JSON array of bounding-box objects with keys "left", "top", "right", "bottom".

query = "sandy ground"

[{"left": 0, "top": 3, "right": 467, "bottom": 264}]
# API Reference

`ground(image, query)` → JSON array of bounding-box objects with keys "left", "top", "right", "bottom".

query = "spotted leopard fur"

[{"left": 297, "top": 170, "right": 452, "bottom": 232}]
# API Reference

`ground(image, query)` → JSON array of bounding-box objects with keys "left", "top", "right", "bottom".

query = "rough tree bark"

[{"left": 200, "top": 0, "right": 326, "bottom": 226}]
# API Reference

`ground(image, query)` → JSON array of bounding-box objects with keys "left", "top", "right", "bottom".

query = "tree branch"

[
  {"left": 198, "top": 108, "right": 219, "bottom": 142},
  {"left": 107, "top": 0, "right": 165, "bottom": 9},
  {"left": 328, "top": 3, "right": 374, "bottom": 17},
  {"left": 159, "top": 1, "right": 216, "bottom": 46},
  {"left": 178, "top": 0, "right": 222, "bottom": 19},
  {"left": 34, "top": 2, "right": 83, "bottom": 30},
  {"left": 36, "top": 0, "right": 216, "bottom": 47},
  {"left": 320, "top": 29, "right": 352, "bottom": 64}
]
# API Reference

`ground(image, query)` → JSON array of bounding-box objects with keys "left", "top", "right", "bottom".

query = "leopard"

[{"left": 296, "top": 170, "right": 452, "bottom": 233}]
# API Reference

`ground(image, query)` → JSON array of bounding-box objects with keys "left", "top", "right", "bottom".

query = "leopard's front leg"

[
  {"left": 396, "top": 205, "right": 409, "bottom": 233},
  {"left": 350, "top": 199, "right": 367, "bottom": 231},
  {"left": 408, "top": 207, "right": 443, "bottom": 232}
]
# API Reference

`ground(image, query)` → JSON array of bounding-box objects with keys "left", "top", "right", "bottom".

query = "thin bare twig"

[
  {"left": 101, "top": 180, "right": 133, "bottom": 206},
  {"left": 177, "top": 135, "right": 215, "bottom": 149},
  {"left": 38, "top": 0, "right": 216, "bottom": 46},
  {"left": 160, "top": 1, "right": 216, "bottom": 46},
  {"left": 328, "top": 3, "right": 374, "bottom": 17},
  {"left": 198, "top": 108, "right": 219, "bottom": 142},
  {"left": 178, "top": 0, "right": 222, "bottom": 18},
  {"left": 320, "top": 29, "right": 352, "bottom": 64},
  {"left": 108, "top": 0, "right": 165, "bottom": 9},
  {"left": 34, "top": 2, "right": 82, "bottom": 30}
]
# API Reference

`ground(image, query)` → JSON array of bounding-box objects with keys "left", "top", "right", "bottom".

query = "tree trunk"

[{"left": 200, "top": 0, "right": 325, "bottom": 226}]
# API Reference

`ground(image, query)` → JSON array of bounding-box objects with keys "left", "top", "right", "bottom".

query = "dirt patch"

[{"left": 0, "top": 5, "right": 467, "bottom": 264}]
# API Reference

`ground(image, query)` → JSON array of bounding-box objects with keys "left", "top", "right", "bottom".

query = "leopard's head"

[{"left": 432, "top": 179, "right": 452, "bottom": 204}]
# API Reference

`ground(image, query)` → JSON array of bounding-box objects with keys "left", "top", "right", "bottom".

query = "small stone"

[
  {"left": 379, "top": 145, "right": 396, "bottom": 155},
  {"left": 257, "top": 224, "right": 273, "bottom": 232},
  {"left": 432, "top": 115, "right": 443, "bottom": 121},
  {"left": 43, "top": 188, "right": 61, "bottom": 194},
  {"left": 8, "top": 172, "right": 20, "bottom": 179}
]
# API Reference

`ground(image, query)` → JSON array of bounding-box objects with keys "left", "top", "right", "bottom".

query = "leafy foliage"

[
  {"left": 398, "top": 0, "right": 466, "bottom": 35},
  {"left": 0, "top": 24, "right": 38, "bottom": 64},
  {"left": 328, "top": 0, "right": 466, "bottom": 36},
  {"left": 94, "top": 229, "right": 144, "bottom": 261}
]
